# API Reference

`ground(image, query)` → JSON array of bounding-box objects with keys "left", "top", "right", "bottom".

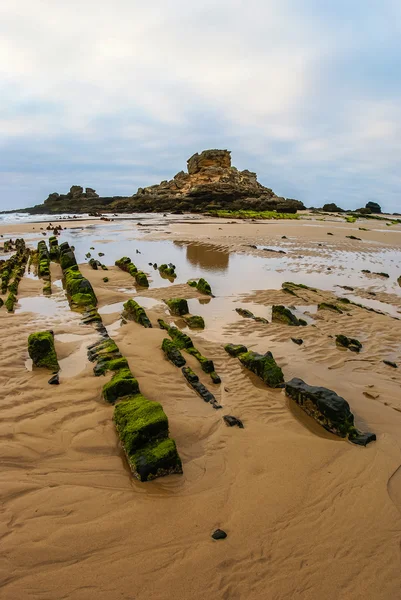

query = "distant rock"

[
  {"left": 322, "top": 203, "right": 344, "bottom": 212},
  {"left": 366, "top": 201, "right": 381, "bottom": 214}
]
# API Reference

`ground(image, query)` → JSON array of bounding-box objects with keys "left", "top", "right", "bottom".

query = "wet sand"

[{"left": 1, "top": 214, "right": 401, "bottom": 600}]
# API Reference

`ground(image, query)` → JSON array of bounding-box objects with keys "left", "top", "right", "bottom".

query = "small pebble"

[
  {"left": 48, "top": 374, "right": 59, "bottom": 385},
  {"left": 212, "top": 529, "right": 227, "bottom": 540}
]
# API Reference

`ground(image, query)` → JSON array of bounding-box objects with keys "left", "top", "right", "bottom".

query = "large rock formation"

[
  {"left": 123, "top": 149, "right": 304, "bottom": 213},
  {"left": 24, "top": 150, "right": 305, "bottom": 214}
]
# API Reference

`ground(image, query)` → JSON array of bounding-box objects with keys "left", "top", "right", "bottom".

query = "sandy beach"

[{"left": 1, "top": 213, "right": 401, "bottom": 600}]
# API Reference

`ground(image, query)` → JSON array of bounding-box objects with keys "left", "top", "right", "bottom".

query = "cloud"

[{"left": 0, "top": 0, "right": 400, "bottom": 211}]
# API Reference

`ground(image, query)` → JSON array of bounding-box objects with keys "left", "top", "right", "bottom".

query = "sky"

[{"left": 1, "top": 0, "right": 401, "bottom": 212}]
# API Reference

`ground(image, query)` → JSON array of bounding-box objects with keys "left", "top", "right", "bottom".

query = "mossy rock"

[
  {"left": 187, "top": 280, "right": 197, "bottom": 288},
  {"left": 318, "top": 303, "right": 343, "bottom": 314},
  {"left": 114, "top": 395, "right": 182, "bottom": 481},
  {"left": 28, "top": 331, "right": 59, "bottom": 371},
  {"left": 114, "top": 394, "right": 169, "bottom": 455},
  {"left": 103, "top": 369, "right": 140, "bottom": 403},
  {"left": 159, "top": 264, "right": 177, "bottom": 278},
  {"left": 158, "top": 319, "right": 194, "bottom": 349},
  {"left": 187, "top": 347, "right": 215, "bottom": 373},
  {"left": 123, "top": 299, "right": 152, "bottom": 328},
  {"left": 224, "top": 343, "right": 248, "bottom": 357},
  {"left": 197, "top": 278, "right": 212, "bottom": 295},
  {"left": 94, "top": 357, "right": 129, "bottom": 376},
  {"left": 103, "top": 277, "right": 109, "bottom": 282},
  {"left": 335, "top": 334, "right": 362, "bottom": 353},
  {"left": 5, "top": 292, "right": 17, "bottom": 312},
  {"left": 272, "top": 305, "right": 305, "bottom": 326},
  {"left": 135, "top": 271, "right": 149, "bottom": 287},
  {"left": 127, "top": 437, "right": 182, "bottom": 481},
  {"left": 164, "top": 298, "right": 188, "bottom": 316},
  {"left": 210, "top": 371, "right": 221, "bottom": 384},
  {"left": 184, "top": 315, "right": 205, "bottom": 329},
  {"left": 43, "top": 281, "right": 52, "bottom": 296},
  {"left": 239, "top": 350, "right": 284, "bottom": 388},
  {"left": 162, "top": 338, "right": 186, "bottom": 367},
  {"left": 60, "top": 249, "right": 77, "bottom": 271}
]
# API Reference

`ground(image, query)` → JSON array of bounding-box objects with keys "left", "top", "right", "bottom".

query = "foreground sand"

[{"left": 1, "top": 215, "right": 401, "bottom": 600}]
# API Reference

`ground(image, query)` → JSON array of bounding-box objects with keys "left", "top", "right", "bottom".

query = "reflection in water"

[{"left": 174, "top": 241, "right": 229, "bottom": 272}]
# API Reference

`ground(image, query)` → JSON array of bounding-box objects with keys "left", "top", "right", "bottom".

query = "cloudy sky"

[{"left": 1, "top": 0, "right": 400, "bottom": 212}]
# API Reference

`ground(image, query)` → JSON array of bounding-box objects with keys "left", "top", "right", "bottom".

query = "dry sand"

[{"left": 1, "top": 214, "right": 401, "bottom": 600}]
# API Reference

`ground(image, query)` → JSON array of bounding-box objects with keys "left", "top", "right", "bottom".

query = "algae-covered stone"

[
  {"left": 114, "top": 395, "right": 182, "bottom": 481},
  {"left": 94, "top": 357, "right": 129, "bottom": 376},
  {"left": 335, "top": 334, "right": 362, "bottom": 353},
  {"left": 210, "top": 371, "right": 221, "bottom": 384},
  {"left": 159, "top": 264, "right": 177, "bottom": 279},
  {"left": 164, "top": 298, "right": 188, "bottom": 316},
  {"left": 187, "top": 347, "right": 215, "bottom": 373},
  {"left": 285, "top": 377, "right": 376, "bottom": 445},
  {"left": 28, "top": 331, "right": 59, "bottom": 371},
  {"left": 59, "top": 247, "right": 77, "bottom": 271},
  {"left": 158, "top": 319, "right": 194, "bottom": 349},
  {"left": 197, "top": 278, "right": 212, "bottom": 295},
  {"left": 64, "top": 266, "right": 97, "bottom": 309},
  {"left": 103, "top": 369, "right": 140, "bottom": 403},
  {"left": 187, "top": 280, "right": 197, "bottom": 287},
  {"left": 239, "top": 350, "right": 284, "bottom": 387},
  {"left": 162, "top": 338, "right": 186, "bottom": 367},
  {"left": 114, "top": 395, "right": 169, "bottom": 455},
  {"left": 5, "top": 292, "right": 17, "bottom": 312},
  {"left": 235, "top": 307, "right": 268, "bottom": 324},
  {"left": 318, "top": 303, "right": 343, "bottom": 314},
  {"left": 128, "top": 437, "right": 182, "bottom": 481},
  {"left": 123, "top": 299, "right": 152, "bottom": 328},
  {"left": 184, "top": 315, "right": 205, "bottom": 329},
  {"left": 272, "top": 305, "right": 305, "bottom": 326},
  {"left": 224, "top": 343, "right": 248, "bottom": 357},
  {"left": 135, "top": 271, "right": 149, "bottom": 287}
]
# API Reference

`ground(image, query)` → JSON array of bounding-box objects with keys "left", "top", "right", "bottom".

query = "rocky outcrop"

[
  {"left": 22, "top": 150, "right": 305, "bottom": 215},
  {"left": 285, "top": 378, "right": 376, "bottom": 446},
  {"left": 127, "top": 150, "right": 305, "bottom": 214},
  {"left": 322, "top": 203, "right": 344, "bottom": 212},
  {"left": 28, "top": 331, "right": 59, "bottom": 371}
]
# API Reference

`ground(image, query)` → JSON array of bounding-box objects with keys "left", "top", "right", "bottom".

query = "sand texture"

[{"left": 1, "top": 213, "right": 401, "bottom": 600}]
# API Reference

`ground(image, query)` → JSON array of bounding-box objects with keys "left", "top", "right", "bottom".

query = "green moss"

[
  {"left": 114, "top": 394, "right": 169, "bottom": 454},
  {"left": 164, "top": 298, "right": 188, "bottom": 316},
  {"left": 161, "top": 338, "right": 186, "bottom": 367},
  {"left": 94, "top": 357, "right": 129, "bottom": 376},
  {"left": 123, "top": 299, "right": 152, "bottom": 328},
  {"left": 197, "top": 278, "right": 212, "bottom": 295},
  {"left": 318, "top": 302, "right": 343, "bottom": 314},
  {"left": 159, "top": 264, "right": 177, "bottom": 278},
  {"left": 207, "top": 209, "right": 299, "bottom": 220},
  {"left": 43, "top": 281, "right": 52, "bottom": 295},
  {"left": 224, "top": 343, "right": 248, "bottom": 357},
  {"left": 184, "top": 315, "right": 205, "bottom": 329},
  {"left": 64, "top": 266, "right": 97, "bottom": 309},
  {"left": 135, "top": 271, "right": 149, "bottom": 287},
  {"left": 210, "top": 371, "right": 221, "bottom": 384},
  {"left": 115, "top": 257, "right": 138, "bottom": 278},
  {"left": 239, "top": 350, "right": 284, "bottom": 388},
  {"left": 187, "top": 280, "right": 197, "bottom": 287},
  {"left": 5, "top": 292, "right": 17, "bottom": 312},
  {"left": 59, "top": 249, "right": 77, "bottom": 270},
  {"left": 103, "top": 369, "right": 140, "bottom": 404},
  {"left": 114, "top": 395, "right": 182, "bottom": 481},
  {"left": 186, "top": 347, "right": 215, "bottom": 373},
  {"left": 127, "top": 437, "right": 182, "bottom": 481},
  {"left": 345, "top": 216, "right": 357, "bottom": 223},
  {"left": 157, "top": 319, "right": 194, "bottom": 349},
  {"left": 28, "top": 331, "right": 59, "bottom": 371},
  {"left": 272, "top": 305, "right": 305, "bottom": 326}
]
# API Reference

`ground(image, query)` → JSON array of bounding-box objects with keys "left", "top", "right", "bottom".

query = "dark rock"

[
  {"left": 285, "top": 378, "right": 375, "bottom": 444},
  {"left": 335, "top": 335, "right": 362, "bottom": 353},
  {"left": 346, "top": 235, "right": 361, "bottom": 241},
  {"left": 224, "top": 343, "right": 248, "bottom": 357},
  {"left": 182, "top": 366, "right": 220, "bottom": 408},
  {"left": 223, "top": 415, "right": 244, "bottom": 428},
  {"left": 48, "top": 373, "right": 60, "bottom": 385},
  {"left": 366, "top": 201, "right": 381, "bottom": 214},
  {"left": 322, "top": 203, "right": 344, "bottom": 212},
  {"left": 291, "top": 338, "right": 304, "bottom": 345},
  {"left": 383, "top": 360, "right": 398, "bottom": 368},
  {"left": 262, "top": 247, "right": 286, "bottom": 254},
  {"left": 272, "top": 305, "right": 306, "bottom": 326},
  {"left": 162, "top": 339, "right": 186, "bottom": 367},
  {"left": 212, "top": 529, "right": 227, "bottom": 540},
  {"left": 235, "top": 307, "right": 268, "bottom": 324},
  {"left": 231, "top": 349, "right": 284, "bottom": 388}
]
